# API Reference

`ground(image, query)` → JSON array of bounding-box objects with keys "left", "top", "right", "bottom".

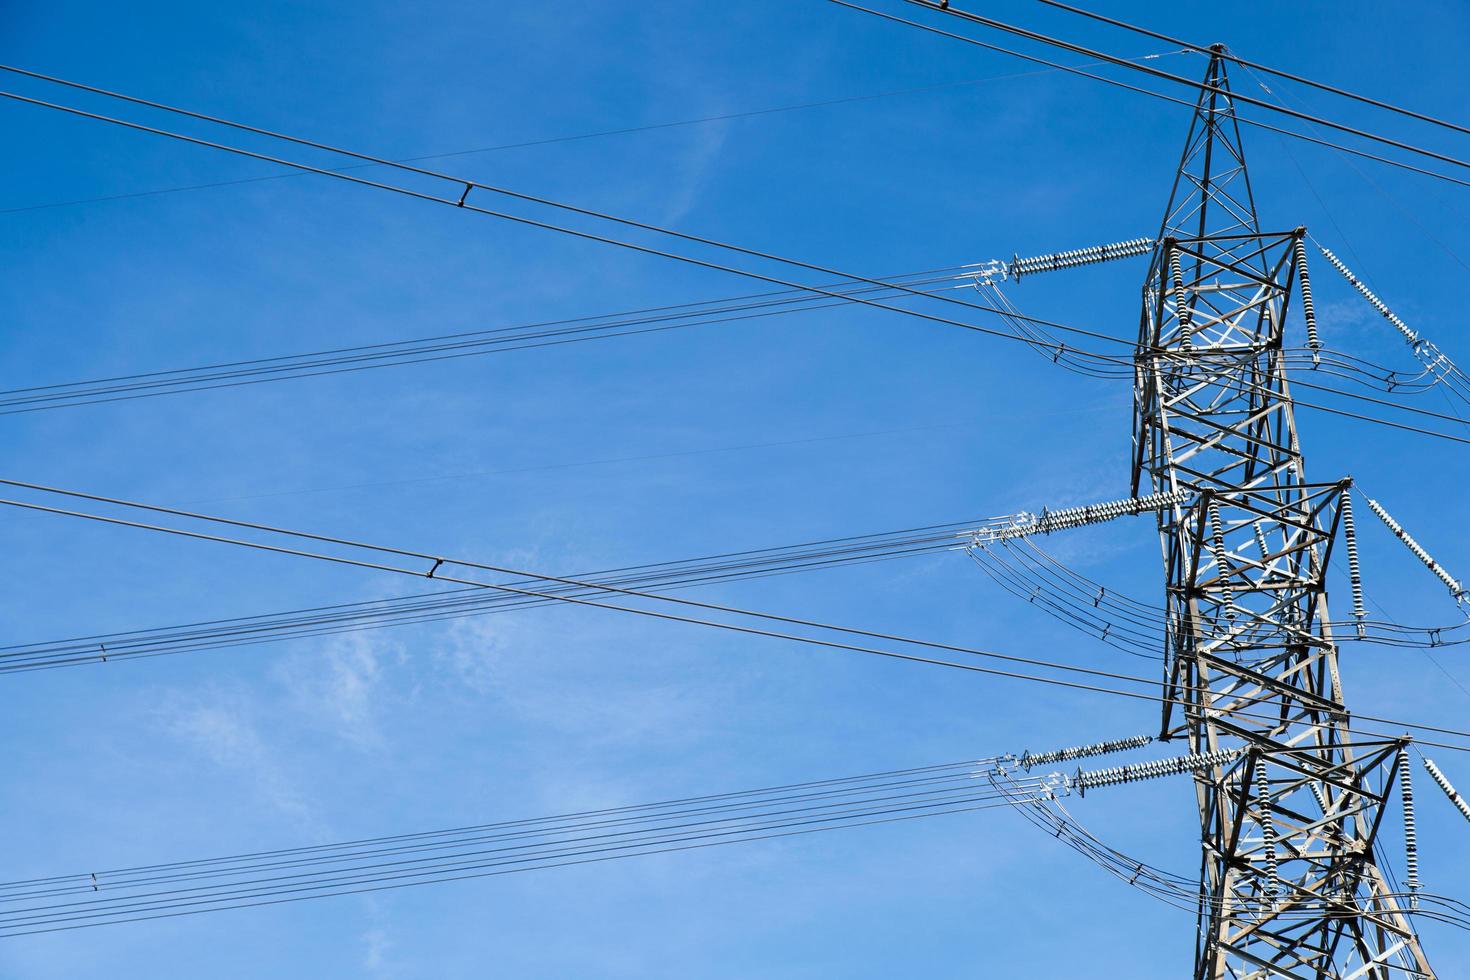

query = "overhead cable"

[
  {"left": 4, "top": 75, "right": 1468, "bottom": 443},
  {"left": 898, "top": 0, "right": 1470, "bottom": 177},
  {"left": 1029, "top": 0, "right": 1470, "bottom": 141},
  {"left": 828, "top": 1, "right": 1470, "bottom": 193},
  {"left": 1, "top": 477, "right": 1468, "bottom": 752}
]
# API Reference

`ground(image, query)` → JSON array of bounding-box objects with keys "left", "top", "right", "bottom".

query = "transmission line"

[
  {"left": 0, "top": 516, "right": 982, "bottom": 672},
  {"left": 8, "top": 492, "right": 1462, "bottom": 675},
  {"left": 6, "top": 72, "right": 1470, "bottom": 446},
  {"left": 0, "top": 83, "right": 1155, "bottom": 361},
  {"left": 0, "top": 268, "right": 978, "bottom": 414},
  {"left": 0, "top": 52, "right": 1192, "bottom": 217},
  {"left": 895, "top": 1, "right": 1470, "bottom": 177},
  {"left": 1029, "top": 0, "right": 1470, "bottom": 141},
  {"left": 2, "top": 477, "right": 1468, "bottom": 754},
  {"left": 0, "top": 772, "right": 1048, "bottom": 936},
  {"left": 828, "top": 1, "right": 1470, "bottom": 193},
  {"left": 7, "top": 740, "right": 1465, "bottom": 937}
]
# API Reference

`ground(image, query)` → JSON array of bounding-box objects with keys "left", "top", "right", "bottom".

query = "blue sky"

[{"left": 4, "top": 1, "right": 1470, "bottom": 976}]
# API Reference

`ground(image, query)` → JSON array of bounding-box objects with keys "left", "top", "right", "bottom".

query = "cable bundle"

[
  {"left": 0, "top": 518, "right": 983, "bottom": 673},
  {"left": 992, "top": 766, "right": 1470, "bottom": 930},
  {"left": 0, "top": 757, "right": 1062, "bottom": 936}
]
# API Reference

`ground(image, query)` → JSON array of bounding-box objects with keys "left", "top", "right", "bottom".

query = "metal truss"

[{"left": 1130, "top": 50, "right": 1433, "bottom": 978}]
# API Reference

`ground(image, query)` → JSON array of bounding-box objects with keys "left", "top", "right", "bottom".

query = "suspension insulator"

[
  {"left": 1169, "top": 242, "right": 1194, "bottom": 351},
  {"left": 1317, "top": 245, "right": 1420, "bottom": 346},
  {"left": 1363, "top": 496, "right": 1466, "bottom": 603},
  {"left": 1399, "top": 751, "right": 1421, "bottom": 905},
  {"left": 1019, "top": 733, "right": 1153, "bottom": 771},
  {"left": 1316, "top": 242, "right": 1469, "bottom": 395},
  {"left": 1294, "top": 236, "right": 1321, "bottom": 360},
  {"left": 1340, "top": 489, "right": 1368, "bottom": 637},
  {"left": 1076, "top": 747, "right": 1243, "bottom": 795},
  {"left": 1256, "top": 760, "right": 1279, "bottom": 901},
  {"left": 1252, "top": 522, "right": 1271, "bottom": 564},
  {"left": 1208, "top": 500, "right": 1236, "bottom": 621},
  {"left": 1007, "top": 236, "right": 1153, "bottom": 281},
  {"left": 1423, "top": 757, "right": 1470, "bottom": 824}
]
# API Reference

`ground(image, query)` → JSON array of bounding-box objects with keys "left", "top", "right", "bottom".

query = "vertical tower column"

[{"left": 1130, "top": 51, "right": 1432, "bottom": 979}]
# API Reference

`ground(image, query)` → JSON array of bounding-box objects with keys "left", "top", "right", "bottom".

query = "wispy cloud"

[
  {"left": 659, "top": 121, "right": 730, "bottom": 228},
  {"left": 362, "top": 924, "right": 393, "bottom": 977},
  {"left": 436, "top": 613, "right": 715, "bottom": 746},
  {"left": 152, "top": 683, "right": 318, "bottom": 829},
  {"left": 272, "top": 630, "right": 403, "bottom": 747}
]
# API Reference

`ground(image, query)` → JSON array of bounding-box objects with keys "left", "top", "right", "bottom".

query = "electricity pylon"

[{"left": 1131, "top": 49, "right": 1433, "bottom": 978}]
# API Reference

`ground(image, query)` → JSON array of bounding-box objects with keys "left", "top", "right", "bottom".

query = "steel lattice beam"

[{"left": 1130, "top": 50, "right": 1433, "bottom": 979}]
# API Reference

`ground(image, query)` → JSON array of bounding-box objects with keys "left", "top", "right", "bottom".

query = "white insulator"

[
  {"left": 1362, "top": 496, "right": 1466, "bottom": 602},
  {"left": 1340, "top": 489, "right": 1367, "bottom": 637},
  {"left": 1076, "top": 747, "right": 1242, "bottom": 795},
  {"left": 1399, "top": 751, "right": 1421, "bottom": 904},
  {"left": 1020, "top": 733, "right": 1152, "bottom": 770},
  {"left": 974, "top": 488, "right": 1188, "bottom": 545},
  {"left": 1317, "top": 245, "right": 1420, "bottom": 346},
  {"left": 1294, "top": 236, "right": 1321, "bottom": 359},
  {"left": 1208, "top": 500, "right": 1236, "bottom": 621},
  {"left": 1256, "top": 761, "right": 1279, "bottom": 900},
  {"left": 1423, "top": 757, "right": 1470, "bottom": 824},
  {"left": 1169, "top": 242, "right": 1193, "bottom": 350},
  {"left": 1008, "top": 236, "right": 1153, "bottom": 281},
  {"left": 1252, "top": 521, "right": 1271, "bottom": 564}
]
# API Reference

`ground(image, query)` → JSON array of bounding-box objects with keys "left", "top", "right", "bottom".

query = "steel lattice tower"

[{"left": 1131, "top": 50, "right": 1434, "bottom": 978}]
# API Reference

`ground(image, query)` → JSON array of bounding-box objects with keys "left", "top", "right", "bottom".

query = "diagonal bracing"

[{"left": 1131, "top": 50, "right": 1432, "bottom": 979}]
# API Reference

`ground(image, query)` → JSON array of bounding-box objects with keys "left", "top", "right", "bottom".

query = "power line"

[
  {"left": 0, "top": 779, "right": 1044, "bottom": 936},
  {"left": 7, "top": 71, "right": 1470, "bottom": 448},
  {"left": 6, "top": 745, "right": 1464, "bottom": 937},
  {"left": 0, "top": 55, "right": 1191, "bottom": 217},
  {"left": 828, "top": 1, "right": 1470, "bottom": 193},
  {"left": 1029, "top": 0, "right": 1470, "bottom": 141},
  {"left": 1, "top": 477, "right": 1467, "bottom": 753},
  {"left": 0, "top": 515, "right": 983, "bottom": 673},
  {"left": 0, "top": 477, "right": 1178, "bottom": 693},
  {"left": 0, "top": 269, "right": 979, "bottom": 414},
  {"left": 5, "top": 757, "right": 1009, "bottom": 891},
  {"left": 9, "top": 251, "right": 1467, "bottom": 447},
  {"left": 0, "top": 60, "right": 1158, "bottom": 359},
  {"left": 7, "top": 494, "right": 1460, "bottom": 674},
  {"left": 895, "top": 0, "right": 1470, "bottom": 178},
  {"left": 0, "top": 85, "right": 1152, "bottom": 360}
]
